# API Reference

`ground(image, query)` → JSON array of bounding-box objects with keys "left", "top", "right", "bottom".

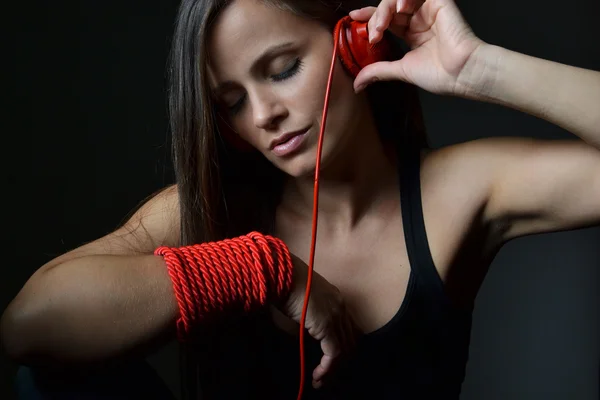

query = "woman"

[{"left": 2, "top": 0, "right": 599, "bottom": 399}]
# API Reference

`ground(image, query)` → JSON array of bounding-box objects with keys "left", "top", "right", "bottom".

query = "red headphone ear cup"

[
  {"left": 335, "top": 16, "right": 392, "bottom": 78},
  {"left": 336, "top": 17, "right": 361, "bottom": 77}
]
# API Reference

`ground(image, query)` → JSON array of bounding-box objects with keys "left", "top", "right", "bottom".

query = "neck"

[{"left": 281, "top": 112, "right": 400, "bottom": 234}]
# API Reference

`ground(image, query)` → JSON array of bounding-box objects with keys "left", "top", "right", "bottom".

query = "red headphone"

[
  {"left": 335, "top": 15, "right": 392, "bottom": 79},
  {"left": 218, "top": 15, "right": 392, "bottom": 151}
]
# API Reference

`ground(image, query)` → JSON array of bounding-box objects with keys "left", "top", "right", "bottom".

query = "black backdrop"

[{"left": 3, "top": 0, "right": 599, "bottom": 399}]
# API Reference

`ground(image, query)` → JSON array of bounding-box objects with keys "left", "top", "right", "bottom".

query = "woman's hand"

[
  {"left": 278, "top": 254, "right": 360, "bottom": 389},
  {"left": 350, "top": 0, "right": 486, "bottom": 96}
]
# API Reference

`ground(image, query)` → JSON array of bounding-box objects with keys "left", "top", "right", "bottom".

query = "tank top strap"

[{"left": 397, "top": 138, "right": 448, "bottom": 304}]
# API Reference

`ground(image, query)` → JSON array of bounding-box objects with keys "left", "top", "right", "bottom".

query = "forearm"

[
  {"left": 1, "top": 254, "right": 178, "bottom": 367},
  {"left": 459, "top": 43, "right": 600, "bottom": 149}
]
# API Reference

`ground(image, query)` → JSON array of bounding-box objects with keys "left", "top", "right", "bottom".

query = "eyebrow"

[{"left": 212, "top": 41, "right": 296, "bottom": 96}]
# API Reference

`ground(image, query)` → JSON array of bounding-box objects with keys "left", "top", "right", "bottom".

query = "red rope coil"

[{"left": 155, "top": 231, "right": 293, "bottom": 342}]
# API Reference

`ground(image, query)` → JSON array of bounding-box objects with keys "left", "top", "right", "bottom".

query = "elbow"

[
  {"left": 1, "top": 271, "right": 56, "bottom": 366},
  {"left": 2, "top": 267, "right": 67, "bottom": 366},
  {"left": 1, "top": 301, "right": 37, "bottom": 364}
]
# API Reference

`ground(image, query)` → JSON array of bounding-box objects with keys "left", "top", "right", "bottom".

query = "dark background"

[{"left": 3, "top": 0, "right": 599, "bottom": 399}]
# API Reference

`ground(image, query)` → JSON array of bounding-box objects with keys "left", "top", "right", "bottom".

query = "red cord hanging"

[
  {"left": 295, "top": 16, "right": 391, "bottom": 399},
  {"left": 295, "top": 17, "right": 341, "bottom": 400}
]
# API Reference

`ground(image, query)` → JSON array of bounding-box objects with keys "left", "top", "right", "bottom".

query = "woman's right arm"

[
  {"left": 1, "top": 184, "right": 361, "bottom": 386},
  {"left": 1, "top": 185, "right": 182, "bottom": 367}
]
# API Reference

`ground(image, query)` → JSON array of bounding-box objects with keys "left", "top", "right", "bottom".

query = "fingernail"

[
  {"left": 355, "top": 84, "right": 365, "bottom": 93},
  {"left": 397, "top": 0, "right": 404, "bottom": 13}
]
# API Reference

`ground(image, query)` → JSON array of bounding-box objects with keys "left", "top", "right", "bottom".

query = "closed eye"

[
  {"left": 271, "top": 57, "right": 303, "bottom": 82},
  {"left": 227, "top": 57, "right": 304, "bottom": 115}
]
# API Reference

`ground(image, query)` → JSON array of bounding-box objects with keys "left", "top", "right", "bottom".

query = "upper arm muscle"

[
  {"left": 41, "top": 185, "right": 181, "bottom": 272},
  {"left": 484, "top": 138, "right": 600, "bottom": 241}
]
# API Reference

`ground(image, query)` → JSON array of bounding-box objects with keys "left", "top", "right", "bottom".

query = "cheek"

[
  {"left": 298, "top": 57, "right": 355, "bottom": 122},
  {"left": 332, "top": 61, "right": 357, "bottom": 103},
  {"left": 320, "top": 61, "right": 360, "bottom": 131},
  {"left": 234, "top": 116, "right": 257, "bottom": 140}
]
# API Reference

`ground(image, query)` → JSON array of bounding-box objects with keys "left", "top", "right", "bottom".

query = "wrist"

[
  {"left": 454, "top": 42, "right": 503, "bottom": 102},
  {"left": 275, "top": 254, "right": 303, "bottom": 312}
]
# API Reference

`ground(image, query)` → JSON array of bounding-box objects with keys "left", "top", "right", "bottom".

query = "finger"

[
  {"left": 391, "top": 1, "right": 423, "bottom": 37},
  {"left": 312, "top": 354, "right": 334, "bottom": 388},
  {"left": 314, "top": 312, "right": 358, "bottom": 388},
  {"left": 348, "top": 6, "right": 376, "bottom": 22},
  {"left": 372, "top": 0, "right": 422, "bottom": 43},
  {"left": 384, "top": 12, "right": 412, "bottom": 38},
  {"left": 312, "top": 335, "right": 340, "bottom": 385},
  {"left": 368, "top": 1, "right": 396, "bottom": 44},
  {"left": 354, "top": 60, "right": 410, "bottom": 93},
  {"left": 397, "top": 0, "right": 423, "bottom": 14},
  {"left": 409, "top": 0, "right": 444, "bottom": 34},
  {"left": 350, "top": 4, "right": 412, "bottom": 41}
]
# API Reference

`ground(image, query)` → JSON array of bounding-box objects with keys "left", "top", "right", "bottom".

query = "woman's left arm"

[
  {"left": 459, "top": 44, "right": 600, "bottom": 148},
  {"left": 457, "top": 45, "right": 600, "bottom": 240},
  {"left": 462, "top": 46, "right": 600, "bottom": 239}
]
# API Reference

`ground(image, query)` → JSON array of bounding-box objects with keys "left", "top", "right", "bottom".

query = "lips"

[
  {"left": 270, "top": 127, "right": 309, "bottom": 149},
  {"left": 270, "top": 127, "right": 310, "bottom": 157}
]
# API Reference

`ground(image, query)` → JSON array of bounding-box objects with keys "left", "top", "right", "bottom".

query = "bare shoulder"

[
  {"left": 416, "top": 137, "right": 543, "bottom": 283},
  {"left": 419, "top": 134, "right": 598, "bottom": 260},
  {"left": 421, "top": 136, "right": 541, "bottom": 184},
  {"left": 40, "top": 185, "right": 181, "bottom": 271},
  {"left": 418, "top": 137, "right": 514, "bottom": 225},
  {"left": 420, "top": 136, "right": 547, "bottom": 227}
]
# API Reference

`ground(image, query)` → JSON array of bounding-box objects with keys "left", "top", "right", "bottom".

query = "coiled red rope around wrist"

[{"left": 154, "top": 231, "right": 293, "bottom": 342}]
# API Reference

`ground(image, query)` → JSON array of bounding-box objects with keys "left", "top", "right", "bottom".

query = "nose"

[{"left": 251, "top": 88, "right": 288, "bottom": 130}]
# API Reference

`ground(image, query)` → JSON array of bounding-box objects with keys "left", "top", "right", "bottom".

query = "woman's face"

[{"left": 207, "top": 0, "right": 368, "bottom": 178}]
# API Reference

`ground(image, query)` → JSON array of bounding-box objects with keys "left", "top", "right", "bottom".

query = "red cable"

[{"left": 295, "top": 23, "right": 341, "bottom": 400}]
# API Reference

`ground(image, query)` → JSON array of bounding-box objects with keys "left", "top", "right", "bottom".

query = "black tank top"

[{"left": 193, "top": 139, "right": 474, "bottom": 400}]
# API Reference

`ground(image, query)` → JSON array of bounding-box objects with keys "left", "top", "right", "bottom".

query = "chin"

[
  {"left": 275, "top": 157, "right": 316, "bottom": 178},
  {"left": 280, "top": 143, "right": 342, "bottom": 179}
]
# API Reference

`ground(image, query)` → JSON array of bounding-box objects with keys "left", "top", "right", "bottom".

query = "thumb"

[{"left": 353, "top": 60, "right": 409, "bottom": 93}]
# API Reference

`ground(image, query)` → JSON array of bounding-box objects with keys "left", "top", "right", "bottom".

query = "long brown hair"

[{"left": 167, "top": 0, "right": 428, "bottom": 397}]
